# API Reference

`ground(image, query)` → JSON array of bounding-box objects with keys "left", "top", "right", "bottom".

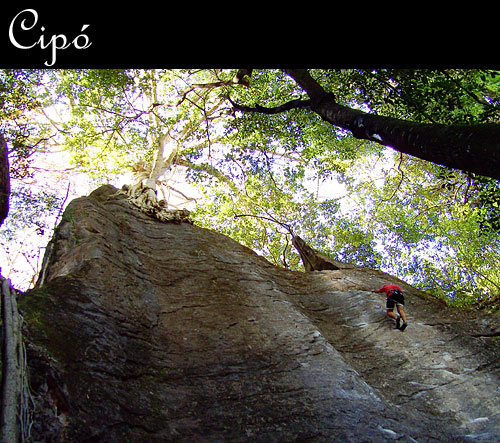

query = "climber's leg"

[
  {"left": 386, "top": 308, "right": 398, "bottom": 320},
  {"left": 396, "top": 304, "right": 407, "bottom": 330},
  {"left": 386, "top": 298, "right": 398, "bottom": 321},
  {"left": 396, "top": 304, "right": 407, "bottom": 324}
]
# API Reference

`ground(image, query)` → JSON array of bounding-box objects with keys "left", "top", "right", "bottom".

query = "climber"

[{"left": 374, "top": 284, "right": 408, "bottom": 331}]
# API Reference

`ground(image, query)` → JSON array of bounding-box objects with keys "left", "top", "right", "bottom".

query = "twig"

[
  {"left": 54, "top": 182, "right": 71, "bottom": 230},
  {"left": 234, "top": 213, "right": 294, "bottom": 236},
  {"left": 282, "top": 235, "right": 290, "bottom": 268},
  {"left": 37, "top": 183, "right": 71, "bottom": 288},
  {"left": 384, "top": 152, "right": 405, "bottom": 202}
]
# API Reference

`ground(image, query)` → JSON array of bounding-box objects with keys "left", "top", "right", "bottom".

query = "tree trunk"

[
  {"left": 0, "top": 135, "right": 9, "bottom": 227},
  {"left": 1, "top": 278, "right": 20, "bottom": 443},
  {"left": 124, "top": 133, "right": 188, "bottom": 218},
  {"left": 144, "top": 133, "right": 177, "bottom": 190},
  {"left": 291, "top": 235, "right": 339, "bottom": 271},
  {"left": 285, "top": 69, "right": 500, "bottom": 180}
]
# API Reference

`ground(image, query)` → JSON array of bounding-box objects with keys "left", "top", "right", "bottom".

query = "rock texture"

[{"left": 19, "top": 185, "right": 500, "bottom": 442}]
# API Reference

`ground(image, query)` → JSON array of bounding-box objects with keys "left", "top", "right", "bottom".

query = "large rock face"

[{"left": 20, "top": 185, "right": 500, "bottom": 442}]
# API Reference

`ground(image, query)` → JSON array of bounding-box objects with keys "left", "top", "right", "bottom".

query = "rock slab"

[{"left": 20, "top": 185, "right": 500, "bottom": 442}]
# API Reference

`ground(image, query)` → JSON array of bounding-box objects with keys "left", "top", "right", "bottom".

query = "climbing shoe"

[
  {"left": 395, "top": 317, "right": 401, "bottom": 329},
  {"left": 399, "top": 322, "right": 408, "bottom": 331}
]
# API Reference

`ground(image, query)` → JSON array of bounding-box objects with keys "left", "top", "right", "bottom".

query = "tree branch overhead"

[{"left": 231, "top": 69, "right": 500, "bottom": 180}]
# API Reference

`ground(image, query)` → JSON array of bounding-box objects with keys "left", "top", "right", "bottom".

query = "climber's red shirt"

[{"left": 377, "top": 284, "right": 402, "bottom": 297}]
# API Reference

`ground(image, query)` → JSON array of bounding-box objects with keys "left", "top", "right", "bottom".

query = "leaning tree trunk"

[
  {"left": 284, "top": 69, "right": 500, "bottom": 180},
  {"left": 291, "top": 235, "right": 339, "bottom": 271},
  {"left": 0, "top": 135, "right": 9, "bottom": 227}
]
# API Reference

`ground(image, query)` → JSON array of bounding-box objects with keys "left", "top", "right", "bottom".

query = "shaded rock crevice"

[{"left": 18, "top": 185, "right": 500, "bottom": 442}]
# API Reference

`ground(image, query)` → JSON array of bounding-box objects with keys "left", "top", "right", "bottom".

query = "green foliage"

[
  {"left": 471, "top": 175, "right": 500, "bottom": 235},
  {"left": 317, "top": 69, "right": 500, "bottom": 124},
  {"left": 0, "top": 70, "right": 46, "bottom": 177},
  {"left": 0, "top": 70, "right": 41, "bottom": 126},
  {"left": 45, "top": 69, "right": 146, "bottom": 178},
  {"left": 336, "top": 150, "right": 500, "bottom": 306},
  {"left": 2, "top": 68, "right": 500, "bottom": 310},
  {"left": 0, "top": 184, "right": 62, "bottom": 241}
]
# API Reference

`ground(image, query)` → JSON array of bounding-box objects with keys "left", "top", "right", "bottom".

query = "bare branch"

[
  {"left": 229, "top": 96, "right": 311, "bottom": 115},
  {"left": 234, "top": 213, "right": 294, "bottom": 235}
]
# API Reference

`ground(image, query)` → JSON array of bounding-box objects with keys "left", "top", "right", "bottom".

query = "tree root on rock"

[{"left": 119, "top": 183, "right": 192, "bottom": 224}]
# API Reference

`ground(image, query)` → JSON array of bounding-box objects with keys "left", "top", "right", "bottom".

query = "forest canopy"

[{"left": 1, "top": 68, "right": 500, "bottom": 308}]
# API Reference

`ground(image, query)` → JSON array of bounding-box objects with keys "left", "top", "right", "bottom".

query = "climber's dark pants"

[
  {"left": 386, "top": 292, "right": 404, "bottom": 309},
  {"left": 386, "top": 292, "right": 407, "bottom": 324}
]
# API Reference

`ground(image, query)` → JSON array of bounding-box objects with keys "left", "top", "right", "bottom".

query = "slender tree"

[{"left": 0, "top": 135, "right": 9, "bottom": 228}]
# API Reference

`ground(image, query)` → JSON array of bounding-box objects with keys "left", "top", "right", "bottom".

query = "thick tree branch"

[
  {"left": 229, "top": 97, "right": 311, "bottom": 115},
  {"left": 278, "top": 69, "right": 500, "bottom": 180},
  {"left": 176, "top": 158, "right": 240, "bottom": 195}
]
